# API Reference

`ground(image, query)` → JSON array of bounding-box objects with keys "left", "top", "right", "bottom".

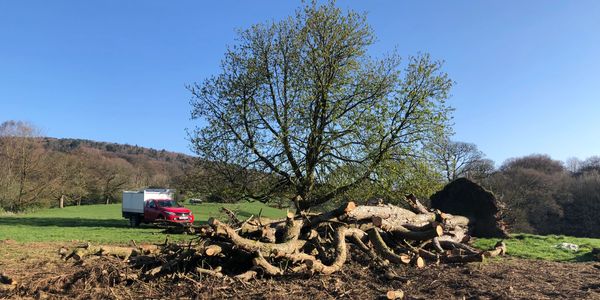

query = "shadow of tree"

[{"left": 0, "top": 217, "right": 131, "bottom": 228}]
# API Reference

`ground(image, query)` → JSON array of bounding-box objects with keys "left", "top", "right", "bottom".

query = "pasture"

[{"left": 0, "top": 202, "right": 286, "bottom": 244}]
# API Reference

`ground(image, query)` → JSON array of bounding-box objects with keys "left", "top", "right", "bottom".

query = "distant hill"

[
  {"left": 42, "top": 137, "right": 196, "bottom": 165},
  {"left": 0, "top": 135, "right": 201, "bottom": 211}
]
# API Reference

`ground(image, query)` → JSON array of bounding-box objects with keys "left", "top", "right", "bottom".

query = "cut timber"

[
  {"left": 304, "top": 227, "right": 347, "bottom": 275},
  {"left": 252, "top": 251, "right": 283, "bottom": 275},
  {"left": 373, "top": 217, "right": 443, "bottom": 241},
  {"left": 405, "top": 193, "right": 429, "bottom": 214},
  {"left": 98, "top": 246, "right": 137, "bottom": 259},
  {"left": 438, "top": 240, "right": 479, "bottom": 255},
  {"left": 282, "top": 211, "right": 302, "bottom": 242},
  {"left": 306, "top": 201, "right": 356, "bottom": 227},
  {"left": 195, "top": 267, "right": 224, "bottom": 278},
  {"left": 411, "top": 255, "right": 426, "bottom": 268},
  {"left": 346, "top": 228, "right": 390, "bottom": 267},
  {"left": 235, "top": 270, "right": 257, "bottom": 282},
  {"left": 203, "top": 245, "right": 222, "bottom": 256},
  {"left": 367, "top": 228, "right": 410, "bottom": 265},
  {"left": 443, "top": 215, "right": 471, "bottom": 228},
  {"left": 209, "top": 218, "right": 304, "bottom": 256},
  {"left": 417, "top": 249, "right": 439, "bottom": 263},
  {"left": 431, "top": 237, "right": 444, "bottom": 253},
  {"left": 483, "top": 241, "right": 507, "bottom": 257},
  {"left": 347, "top": 204, "right": 435, "bottom": 226},
  {"left": 384, "top": 289, "right": 404, "bottom": 300}
]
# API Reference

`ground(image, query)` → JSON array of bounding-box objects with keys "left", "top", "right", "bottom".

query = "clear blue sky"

[{"left": 1, "top": 1, "right": 599, "bottom": 166}]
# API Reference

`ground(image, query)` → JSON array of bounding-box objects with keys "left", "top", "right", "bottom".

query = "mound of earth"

[{"left": 430, "top": 178, "right": 509, "bottom": 238}]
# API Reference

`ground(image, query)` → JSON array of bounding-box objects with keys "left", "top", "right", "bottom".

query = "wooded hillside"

[{"left": 0, "top": 121, "right": 196, "bottom": 212}]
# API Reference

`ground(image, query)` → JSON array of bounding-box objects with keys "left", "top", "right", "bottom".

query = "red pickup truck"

[
  {"left": 122, "top": 189, "right": 194, "bottom": 227},
  {"left": 144, "top": 199, "right": 194, "bottom": 223}
]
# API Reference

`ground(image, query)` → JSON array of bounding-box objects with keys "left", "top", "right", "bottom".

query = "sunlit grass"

[
  {"left": 0, "top": 202, "right": 286, "bottom": 244},
  {"left": 474, "top": 233, "right": 600, "bottom": 262}
]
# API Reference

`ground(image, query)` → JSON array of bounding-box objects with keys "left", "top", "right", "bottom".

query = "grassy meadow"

[
  {"left": 1, "top": 202, "right": 599, "bottom": 262},
  {"left": 0, "top": 201, "right": 286, "bottom": 244},
  {"left": 474, "top": 233, "right": 600, "bottom": 262}
]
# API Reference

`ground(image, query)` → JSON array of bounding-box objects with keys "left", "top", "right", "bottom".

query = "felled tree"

[{"left": 189, "top": 1, "right": 453, "bottom": 211}]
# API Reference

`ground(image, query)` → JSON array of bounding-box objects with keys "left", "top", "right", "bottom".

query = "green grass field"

[
  {"left": 0, "top": 202, "right": 286, "bottom": 244},
  {"left": 474, "top": 233, "right": 600, "bottom": 262},
  {"left": 2, "top": 203, "right": 599, "bottom": 262}
]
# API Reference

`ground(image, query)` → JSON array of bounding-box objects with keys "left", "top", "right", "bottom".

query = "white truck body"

[{"left": 122, "top": 189, "right": 174, "bottom": 214}]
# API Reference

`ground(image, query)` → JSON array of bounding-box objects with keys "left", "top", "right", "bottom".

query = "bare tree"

[
  {"left": 565, "top": 157, "right": 581, "bottom": 173},
  {"left": 431, "top": 139, "right": 486, "bottom": 182},
  {"left": 0, "top": 120, "right": 49, "bottom": 211}
]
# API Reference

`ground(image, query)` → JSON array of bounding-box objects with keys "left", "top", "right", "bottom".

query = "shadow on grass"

[
  {"left": 0, "top": 216, "right": 209, "bottom": 229},
  {"left": 0, "top": 217, "right": 131, "bottom": 228},
  {"left": 570, "top": 252, "right": 598, "bottom": 262}
]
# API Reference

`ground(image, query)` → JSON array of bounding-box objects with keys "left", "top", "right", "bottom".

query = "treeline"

[
  {"left": 482, "top": 154, "right": 600, "bottom": 238},
  {"left": 3, "top": 120, "right": 600, "bottom": 238},
  {"left": 0, "top": 120, "right": 194, "bottom": 212}
]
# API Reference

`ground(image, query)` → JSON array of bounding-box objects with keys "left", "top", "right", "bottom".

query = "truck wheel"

[{"left": 129, "top": 216, "right": 139, "bottom": 228}]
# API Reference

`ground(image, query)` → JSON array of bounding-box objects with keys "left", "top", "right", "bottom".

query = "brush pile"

[{"left": 60, "top": 197, "right": 506, "bottom": 285}]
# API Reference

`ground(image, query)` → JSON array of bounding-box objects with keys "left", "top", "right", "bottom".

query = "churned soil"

[{"left": 1, "top": 240, "right": 599, "bottom": 300}]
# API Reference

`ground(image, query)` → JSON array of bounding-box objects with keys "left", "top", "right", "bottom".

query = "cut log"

[
  {"left": 431, "top": 237, "right": 444, "bottom": 253},
  {"left": 204, "top": 245, "right": 222, "bottom": 256},
  {"left": 383, "top": 289, "right": 404, "bottom": 300},
  {"left": 282, "top": 211, "right": 302, "bottom": 242},
  {"left": 304, "top": 227, "right": 347, "bottom": 275},
  {"left": 416, "top": 249, "right": 439, "bottom": 263},
  {"left": 305, "top": 201, "right": 356, "bottom": 227},
  {"left": 209, "top": 218, "right": 304, "bottom": 256},
  {"left": 195, "top": 267, "right": 224, "bottom": 278},
  {"left": 483, "top": 241, "right": 507, "bottom": 257},
  {"left": 235, "top": 270, "right": 257, "bottom": 282},
  {"left": 367, "top": 228, "right": 410, "bottom": 265},
  {"left": 347, "top": 204, "right": 435, "bottom": 226},
  {"left": 252, "top": 251, "right": 283, "bottom": 275},
  {"left": 373, "top": 217, "right": 443, "bottom": 241},
  {"left": 438, "top": 240, "right": 479, "bottom": 255},
  {"left": 405, "top": 193, "right": 429, "bottom": 214},
  {"left": 98, "top": 246, "right": 137, "bottom": 259},
  {"left": 411, "top": 255, "right": 426, "bottom": 268}
]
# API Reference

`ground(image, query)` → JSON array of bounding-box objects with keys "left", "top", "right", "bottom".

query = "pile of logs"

[{"left": 60, "top": 199, "right": 506, "bottom": 284}]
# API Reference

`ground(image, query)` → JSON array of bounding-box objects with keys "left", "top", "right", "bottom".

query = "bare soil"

[{"left": 1, "top": 240, "right": 599, "bottom": 300}]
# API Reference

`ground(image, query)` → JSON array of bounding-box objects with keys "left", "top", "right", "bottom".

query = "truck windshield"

[{"left": 157, "top": 200, "right": 180, "bottom": 208}]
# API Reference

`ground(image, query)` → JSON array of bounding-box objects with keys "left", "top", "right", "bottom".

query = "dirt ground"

[{"left": 1, "top": 240, "right": 599, "bottom": 300}]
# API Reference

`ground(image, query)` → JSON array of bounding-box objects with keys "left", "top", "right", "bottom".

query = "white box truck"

[{"left": 122, "top": 189, "right": 194, "bottom": 227}]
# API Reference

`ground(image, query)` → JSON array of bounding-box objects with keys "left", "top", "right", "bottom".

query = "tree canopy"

[{"left": 189, "top": 2, "right": 453, "bottom": 210}]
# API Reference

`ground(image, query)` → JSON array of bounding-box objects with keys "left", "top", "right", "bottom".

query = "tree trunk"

[{"left": 59, "top": 195, "right": 65, "bottom": 209}]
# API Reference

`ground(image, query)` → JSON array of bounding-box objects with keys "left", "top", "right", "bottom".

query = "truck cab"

[{"left": 122, "top": 189, "right": 194, "bottom": 227}]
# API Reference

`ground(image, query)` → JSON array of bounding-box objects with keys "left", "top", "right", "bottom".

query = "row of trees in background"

[
  {"left": 483, "top": 154, "right": 600, "bottom": 237},
  {"left": 3, "top": 120, "right": 600, "bottom": 238},
  {"left": 0, "top": 120, "right": 192, "bottom": 212}
]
